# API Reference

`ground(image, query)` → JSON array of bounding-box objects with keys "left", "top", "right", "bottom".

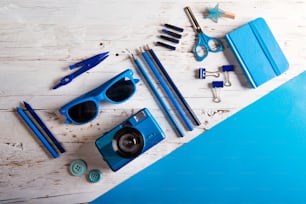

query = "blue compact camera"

[{"left": 95, "top": 108, "right": 166, "bottom": 171}]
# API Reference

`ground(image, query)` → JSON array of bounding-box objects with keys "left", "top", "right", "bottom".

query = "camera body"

[{"left": 95, "top": 108, "right": 165, "bottom": 171}]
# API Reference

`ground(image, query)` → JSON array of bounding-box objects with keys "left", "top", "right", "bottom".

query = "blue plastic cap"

[
  {"left": 222, "top": 65, "right": 234, "bottom": 72},
  {"left": 212, "top": 81, "right": 224, "bottom": 88},
  {"left": 199, "top": 68, "right": 206, "bottom": 79}
]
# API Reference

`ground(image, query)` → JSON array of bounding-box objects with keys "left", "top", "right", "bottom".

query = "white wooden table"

[{"left": 1, "top": 0, "right": 305, "bottom": 203}]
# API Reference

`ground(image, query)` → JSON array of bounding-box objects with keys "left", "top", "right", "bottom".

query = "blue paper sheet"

[{"left": 91, "top": 71, "right": 306, "bottom": 204}]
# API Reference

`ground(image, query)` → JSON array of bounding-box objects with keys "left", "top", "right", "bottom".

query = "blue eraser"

[
  {"left": 212, "top": 81, "right": 224, "bottom": 88},
  {"left": 222, "top": 65, "right": 234, "bottom": 72}
]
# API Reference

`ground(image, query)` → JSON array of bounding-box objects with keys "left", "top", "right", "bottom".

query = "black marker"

[
  {"left": 160, "top": 35, "right": 179, "bottom": 44},
  {"left": 161, "top": 29, "right": 182, "bottom": 39},
  {"left": 156, "top": 41, "right": 176, "bottom": 50},
  {"left": 164, "top": 24, "right": 184, "bottom": 32}
]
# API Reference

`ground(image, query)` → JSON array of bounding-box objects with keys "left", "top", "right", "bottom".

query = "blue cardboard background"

[{"left": 92, "top": 71, "right": 306, "bottom": 204}]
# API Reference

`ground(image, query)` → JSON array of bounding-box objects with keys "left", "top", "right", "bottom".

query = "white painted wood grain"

[{"left": 0, "top": 0, "right": 305, "bottom": 203}]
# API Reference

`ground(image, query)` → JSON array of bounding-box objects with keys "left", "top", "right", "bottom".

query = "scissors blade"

[{"left": 184, "top": 6, "right": 202, "bottom": 33}]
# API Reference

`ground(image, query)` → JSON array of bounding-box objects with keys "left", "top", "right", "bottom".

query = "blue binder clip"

[
  {"left": 53, "top": 52, "right": 109, "bottom": 89},
  {"left": 211, "top": 81, "right": 224, "bottom": 103},
  {"left": 222, "top": 65, "right": 234, "bottom": 86},
  {"left": 199, "top": 68, "right": 220, "bottom": 79}
]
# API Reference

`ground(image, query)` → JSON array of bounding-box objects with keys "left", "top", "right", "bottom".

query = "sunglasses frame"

[{"left": 59, "top": 69, "right": 139, "bottom": 125}]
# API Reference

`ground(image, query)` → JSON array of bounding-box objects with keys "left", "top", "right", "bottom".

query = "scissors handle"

[{"left": 194, "top": 33, "right": 224, "bottom": 61}]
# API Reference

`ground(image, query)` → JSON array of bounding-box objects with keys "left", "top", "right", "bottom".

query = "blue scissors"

[
  {"left": 53, "top": 51, "right": 109, "bottom": 89},
  {"left": 185, "top": 6, "right": 224, "bottom": 61}
]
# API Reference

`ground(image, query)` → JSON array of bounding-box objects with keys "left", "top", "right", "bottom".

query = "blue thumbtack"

[
  {"left": 199, "top": 68, "right": 220, "bottom": 79},
  {"left": 211, "top": 81, "right": 224, "bottom": 103},
  {"left": 222, "top": 65, "right": 234, "bottom": 86}
]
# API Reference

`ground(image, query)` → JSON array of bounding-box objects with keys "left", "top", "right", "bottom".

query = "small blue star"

[{"left": 205, "top": 3, "right": 225, "bottom": 23}]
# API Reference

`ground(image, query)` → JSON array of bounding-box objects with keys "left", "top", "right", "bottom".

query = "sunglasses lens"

[
  {"left": 68, "top": 101, "right": 97, "bottom": 123},
  {"left": 106, "top": 78, "right": 135, "bottom": 102}
]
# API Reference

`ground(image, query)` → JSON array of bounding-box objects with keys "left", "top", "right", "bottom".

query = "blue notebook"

[
  {"left": 91, "top": 71, "right": 306, "bottom": 204},
  {"left": 225, "top": 18, "right": 289, "bottom": 88}
]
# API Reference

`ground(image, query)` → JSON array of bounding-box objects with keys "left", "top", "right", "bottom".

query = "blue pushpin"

[
  {"left": 198, "top": 68, "right": 220, "bottom": 79},
  {"left": 211, "top": 81, "right": 224, "bottom": 103},
  {"left": 222, "top": 65, "right": 235, "bottom": 86}
]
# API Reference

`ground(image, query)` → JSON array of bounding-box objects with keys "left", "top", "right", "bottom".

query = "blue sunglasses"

[{"left": 59, "top": 69, "right": 140, "bottom": 125}]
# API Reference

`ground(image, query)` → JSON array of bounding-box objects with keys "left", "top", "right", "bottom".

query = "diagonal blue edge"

[{"left": 91, "top": 71, "right": 306, "bottom": 204}]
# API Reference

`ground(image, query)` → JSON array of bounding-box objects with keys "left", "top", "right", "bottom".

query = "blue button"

[
  {"left": 88, "top": 169, "right": 102, "bottom": 183},
  {"left": 69, "top": 159, "right": 87, "bottom": 176}
]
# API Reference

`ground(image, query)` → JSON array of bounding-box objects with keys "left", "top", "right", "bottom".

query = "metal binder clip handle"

[
  {"left": 222, "top": 65, "right": 234, "bottom": 87},
  {"left": 212, "top": 81, "right": 224, "bottom": 103}
]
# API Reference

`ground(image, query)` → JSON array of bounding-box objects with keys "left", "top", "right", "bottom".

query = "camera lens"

[{"left": 112, "top": 127, "right": 144, "bottom": 158}]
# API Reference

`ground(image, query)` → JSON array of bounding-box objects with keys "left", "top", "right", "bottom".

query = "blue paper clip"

[
  {"left": 53, "top": 51, "right": 109, "bottom": 89},
  {"left": 222, "top": 65, "right": 234, "bottom": 86},
  {"left": 199, "top": 68, "right": 220, "bottom": 79},
  {"left": 211, "top": 81, "right": 224, "bottom": 103}
]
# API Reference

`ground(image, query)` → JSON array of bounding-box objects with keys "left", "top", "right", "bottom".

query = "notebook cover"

[
  {"left": 225, "top": 18, "right": 289, "bottom": 88},
  {"left": 91, "top": 71, "right": 306, "bottom": 204}
]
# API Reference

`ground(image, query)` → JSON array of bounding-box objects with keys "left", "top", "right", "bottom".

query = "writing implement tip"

[
  {"left": 52, "top": 84, "right": 60, "bottom": 90},
  {"left": 23, "top": 101, "right": 30, "bottom": 107}
]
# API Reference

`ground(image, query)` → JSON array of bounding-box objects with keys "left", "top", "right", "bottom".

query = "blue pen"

[
  {"left": 16, "top": 107, "right": 59, "bottom": 158},
  {"left": 131, "top": 54, "right": 184, "bottom": 137},
  {"left": 23, "top": 101, "right": 65, "bottom": 153},
  {"left": 141, "top": 48, "right": 194, "bottom": 131}
]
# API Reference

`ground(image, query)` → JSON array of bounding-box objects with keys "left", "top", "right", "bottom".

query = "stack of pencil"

[{"left": 16, "top": 102, "right": 65, "bottom": 158}]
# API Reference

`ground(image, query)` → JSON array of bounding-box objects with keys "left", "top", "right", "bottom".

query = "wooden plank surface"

[{"left": 0, "top": 0, "right": 305, "bottom": 203}]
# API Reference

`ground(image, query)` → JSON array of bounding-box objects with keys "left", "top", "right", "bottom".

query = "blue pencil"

[
  {"left": 141, "top": 49, "right": 194, "bottom": 131},
  {"left": 16, "top": 107, "right": 59, "bottom": 158},
  {"left": 148, "top": 47, "right": 201, "bottom": 126},
  {"left": 23, "top": 101, "right": 65, "bottom": 153},
  {"left": 132, "top": 54, "right": 184, "bottom": 137}
]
